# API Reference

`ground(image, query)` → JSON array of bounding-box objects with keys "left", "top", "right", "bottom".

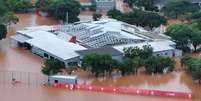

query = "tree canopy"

[
  {"left": 123, "top": 45, "right": 174, "bottom": 74},
  {"left": 82, "top": 54, "right": 118, "bottom": 77},
  {"left": 35, "top": 0, "right": 52, "bottom": 11},
  {"left": 144, "top": 56, "right": 174, "bottom": 74},
  {"left": 41, "top": 59, "right": 65, "bottom": 76},
  {"left": 123, "top": 0, "right": 158, "bottom": 11},
  {"left": 181, "top": 55, "right": 201, "bottom": 83},
  {"left": 6, "top": 0, "right": 33, "bottom": 12},
  {"left": 119, "top": 10, "right": 167, "bottom": 28},
  {"left": 107, "top": 9, "right": 122, "bottom": 19},
  {"left": 123, "top": 45, "right": 153, "bottom": 59},
  {"left": 166, "top": 24, "right": 201, "bottom": 52},
  {"left": 162, "top": 0, "right": 199, "bottom": 18},
  {"left": 0, "top": 0, "right": 19, "bottom": 40},
  {"left": 82, "top": 45, "right": 175, "bottom": 77},
  {"left": 36, "top": 0, "right": 81, "bottom": 23}
]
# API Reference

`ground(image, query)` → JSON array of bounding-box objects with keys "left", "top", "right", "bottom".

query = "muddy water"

[{"left": 0, "top": 13, "right": 200, "bottom": 101}]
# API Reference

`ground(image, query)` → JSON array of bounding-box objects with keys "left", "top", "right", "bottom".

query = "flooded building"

[
  {"left": 11, "top": 18, "right": 182, "bottom": 68},
  {"left": 114, "top": 40, "right": 182, "bottom": 57},
  {"left": 11, "top": 26, "right": 86, "bottom": 67}
]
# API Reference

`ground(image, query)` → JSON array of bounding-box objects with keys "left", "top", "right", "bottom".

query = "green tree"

[
  {"left": 107, "top": 9, "right": 122, "bottom": 19},
  {"left": 0, "top": 0, "right": 18, "bottom": 39},
  {"left": 124, "top": 0, "right": 158, "bottom": 11},
  {"left": 181, "top": 55, "right": 201, "bottom": 83},
  {"left": 192, "top": 66, "right": 201, "bottom": 83},
  {"left": 0, "top": 12, "right": 19, "bottom": 26},
  {"left": 123, "top": 45, "right": 153, "bottom": 59},
  {"left": 190, "top": 25, "right": 201, "bottom": 51},
  {"left": 190, "top": 12, "right": 201, "bottom": 20},
  {"left": 144, "top": 56, "right": 175, "bottom": 74},
  {"left": 47, "top": 0, "right": 81, "bottom": 23},
  {"left": 92, "top": 13, "right": 102, "bottom": 21},
  {"left": 6, "top": 0, "right": 33, "bottom": 12},
  {"left": 119, "top": 10, "right": 166, "bottom": 28},
  {"left": 121, "top": 57, "right": 142, "bottom": 75},
  {"left": 166, "top": 24, "right": 192, "bottom": 51},
  {"left": 41, "top": 59, "right": 65, "bottom": 76},
  {"left": 166, "top": 23, "right": 201, "bottom": 51},
  {"left": 35, "top": 0, "right": 53, "bottom": 11},
  {"left": 162, "top": 0, "right": 199, "bottom": 18},
  {"left": 82, "top": 53, "right": 119, "bottom": 77}
]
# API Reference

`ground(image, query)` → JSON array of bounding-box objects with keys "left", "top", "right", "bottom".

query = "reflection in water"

[{"left": 0, "top": 13, "right": 200, "bottom": 101}]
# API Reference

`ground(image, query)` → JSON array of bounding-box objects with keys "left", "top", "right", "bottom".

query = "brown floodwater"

[{"left": 0, "top": 13, "right": 200, "bottom": 101}]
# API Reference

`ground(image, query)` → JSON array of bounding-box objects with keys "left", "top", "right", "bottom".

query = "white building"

[
  {"left": 58, "top": 19, "right": 159, "bottom": 48},
  {"left": 11, "top": 18, "right": 182, "bottom": 68},
  {"left": 11, "top": 26, "right": 86, "bottom": 67},
  {"left": 114, "top": 40, "right": 182, "bottom": 57},
  {"left": 48, "top": 75, "right": 78, "bottom": 84}
]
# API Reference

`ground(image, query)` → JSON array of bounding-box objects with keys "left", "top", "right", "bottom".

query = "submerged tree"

[
  {"left": 47, "top": 0, "right": 81, "bottom": 23},
  {"left": 181, "top": 55, "right": 201, "bottom": 83},
  {"left": 6, "top": 0, "right": 33, "bottom": 12},
  {"left": 0, "top": 0, "right": 19, "bottom": 40},
  {"left": 42, "top": 59, "right": 65, "bottom": 76},
  {"left": 144, "top": 56, "right": 175, "bottom": 74},
  {"left": 82, "top": 53, "right": 118, "bottom": 77}
]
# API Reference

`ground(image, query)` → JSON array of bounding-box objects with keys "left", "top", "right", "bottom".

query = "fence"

[{"left": 0, "top": 71, "right": 48, "bottom": 86}]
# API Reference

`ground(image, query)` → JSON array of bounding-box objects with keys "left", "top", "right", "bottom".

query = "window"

[
  {"left": 165, "top": 52, "right": 168, "bottom": 55},
  {"left": 44, "top": 53, "right": 49, "bottom": 58},
  {"left": 157, "top": 54, "right": 160, "bottom": 56},
  {"left": 54, "top": 80, "right": 58, "bottom": 83},
  {"left": 50, "top": 56, "right": 54, "bottom": 59}
]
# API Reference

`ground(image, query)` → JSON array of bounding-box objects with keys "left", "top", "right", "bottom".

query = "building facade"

[{"left": 95, "top": 0, "right": 115, "bottom": 12}]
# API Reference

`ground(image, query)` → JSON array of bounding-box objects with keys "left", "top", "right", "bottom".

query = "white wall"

[{"left": 31, "top": 46, "right": 79, "bottom": 67}]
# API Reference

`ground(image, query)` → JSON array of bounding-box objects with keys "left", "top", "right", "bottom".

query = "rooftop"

[
  {"left": 16, "top": 29, "right": 86, "bottom": 61},
  {"left": 50, "top": 75, "right": 78, "bottom": 79},
  {"left": 76, "top": 47, "right": 123, "bottom": 56},
  {"left": 59, "top": 18, "right": 167, "bottom": 48},
  {"left": 114, "top": 40, "right": 175, "bottom": 53}
]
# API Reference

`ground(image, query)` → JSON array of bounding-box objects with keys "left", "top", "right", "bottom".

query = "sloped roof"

[{"left": 76, "top": 47, "right": 123, "bottom": 56}]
